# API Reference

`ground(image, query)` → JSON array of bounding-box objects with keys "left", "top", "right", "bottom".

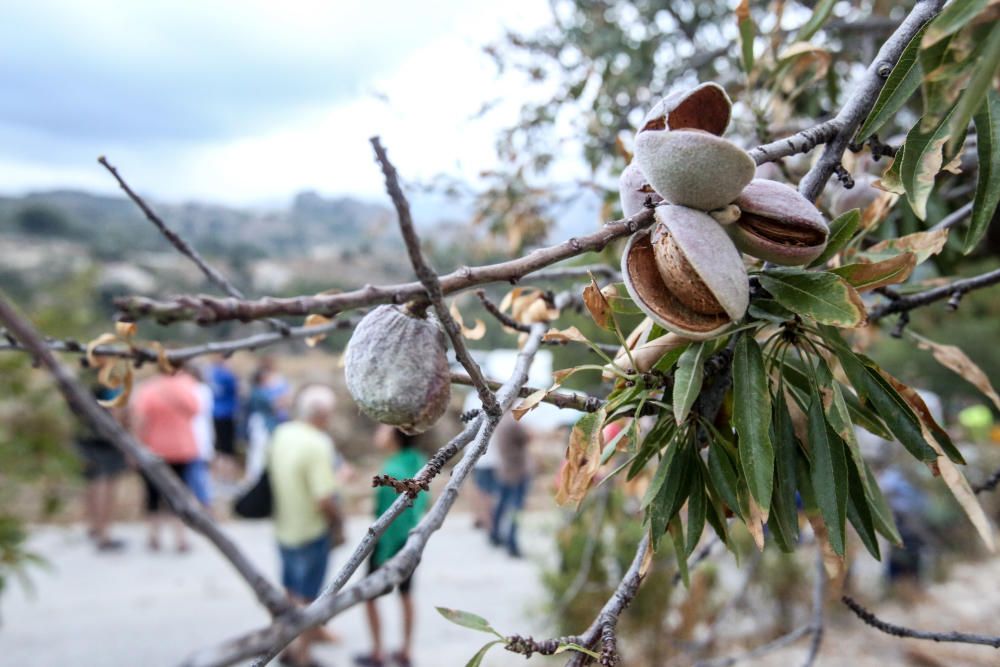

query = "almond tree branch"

[
  {"left": 113, "top": 207, "right": 657, "bottom": 325},
  {"left": 98, "top": 156, "right": 290, "bottom": 335},
  {"left": 929, "top": 201, "right": 974, "bottom": 231},
  {"left": 1, "top": 317, "right": 359, "bottom": 365},
  {"left": 370, "top": 136, "right": 500, "bottom": 417},
  {"left": 973, "top": 466, "right": 1000, "bottom": 495},
  {"left": 869, "top": 266, "right": 1000, "bottom": 322},
  {"left": 797, "top": 0, "right": 945, "bottom": 201},
  {"left": 450, "top": 371, "right": 604, "bottom": 412},
  {"left": 0, "top": 292, "right": 293, "bottom": 618},
  {"left": 842, "top": 595, "right": 1000, "bottom": 648}
]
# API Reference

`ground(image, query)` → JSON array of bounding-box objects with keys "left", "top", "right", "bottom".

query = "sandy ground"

[
  {"left": 4, "top": 512, "right": 1000, "bottom": 667},
  {"left": 0, "top": 514, "right": 562, "bottom": 667}
]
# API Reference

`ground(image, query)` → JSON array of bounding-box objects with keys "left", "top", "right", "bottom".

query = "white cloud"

[{"left": 0, "top": 0, "right": 553, "bottom": 205}]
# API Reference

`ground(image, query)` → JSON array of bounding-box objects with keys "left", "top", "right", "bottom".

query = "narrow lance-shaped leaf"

[
  {"left": 708, "top": 438, "right": 742, "bottom": 520},
  {"left": 856, "top": 23, "right": 929, "bottom": 143},
  {"left": 669, "top": 515, "right": 690, "bottom": 586},
  {"left": 845, "top": 454, "right": 881, "bottom": 560},
  {"left": 736, "top": 0, "right": 755, "bottom": 73},
  {"left": 831, "top": 253, "right": 917, "bottom": 292},
  {"left": 769, "top": 388, "right": 801, "bottom": 552},
  {"left": 911, "top": 332, "right": 1000, "bottom": 410},
  {"left": 436, "top": 607, "right": 504, "bottom": 638},
  {"left": 922, "top": 0, "right": 989, "bottom": 46},
  {"left": 796, "top": 0, "right": 836, "bottom": 41},
  {"left": 686, "top": 465, "right": 707, "bottom": 556},
  {"left": 943, "top": 22, "right": 1000, "bottom": 157},
  {"left": 965, "top": 89, "right": 1000, "bottom": 253},
  {"left": 760, "top": 268, "right": 866, "bottom": 327},
  {"left": 807, "top": 397, "right": 848, "bottom": 557},
  {"left": 555, "top": 407, "right": 607, "bottom": 507},
  {"left": 648, "top": 442, "right": 694, "bottom": 548},
  {"left": 673, "top": 341, "right": 708, "bottom": 425},
  {"left": 733, "top": 335, "right": 774, "bottom": 513},
  {"left": 465, "top": 641, "right": 504, "bottom": 667},
  {"left": 864, "top": 463, "right": 903, "bottom": 545}
]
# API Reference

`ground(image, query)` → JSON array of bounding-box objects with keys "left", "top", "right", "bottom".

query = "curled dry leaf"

[
  {"left": 512, "top": 384, "right": 558, "bottom": 421},
  {"left": 582, "top": 276, "right": 613, "bottom": 330},
  {"left": 555, "top": 407, "right": 606, "bottom": 507},
  {"left": 150, "top": 341, "right": 175, "bottom": 374},
  {"left": 86, "top": 330, "right": 136, "bottom": 407},
  {"left": 859, "top": 190, "right": 899, "bottom": 230},
  {"left": 115, "top": 321, "right": 137, "bottom": 339},
  {"left": 831, "top": 252, "right": 917, "bottom": 292},
  {"left": 865, "top": 228, "right": 949, "bottom": 264},
  {"left": 543, "top": 326, "right": 590, "bottom": 344},
  {"left": 911, "top": 334, "right": 1000, "bottom": 411},
  {"left": 807, "top": 513, "right": 847, "bottom": 578},
  {"left": 449, "top": 300, "right": 486, "bottom": 341},
  {"left": 747, "top": 495, "right": 767, "bottom": 551},
  {"left": 303, "top": 314, "right": 332, "bottom": 347}
]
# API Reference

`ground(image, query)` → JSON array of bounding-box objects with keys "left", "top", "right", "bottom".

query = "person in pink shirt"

[{"left": 132, "top": 370, "right": 201, "bottom": 552}]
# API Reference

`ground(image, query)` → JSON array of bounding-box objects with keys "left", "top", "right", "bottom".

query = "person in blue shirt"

[{"left": 208, "top": 355, "right": 240, "bottom": 475}]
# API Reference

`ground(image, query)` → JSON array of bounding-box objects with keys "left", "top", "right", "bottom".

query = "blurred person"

[
  {"left": 490, "top": 414, "right": 531, "bottom": 557},
  {"left": 355, "top": 425, "right": 428, "bottom": 667},
  {"left": 269, "top": 385, "right": 342, "bottom": 667},
  {"left": 244, "top": 360, "right": 290, "bottom": 482},
  {"left": 75, "top": 382, "right": 128, "bottom": 552},
  {"left": 132, "top": 368, "right": 201, "bottom": 552},
  {"left": 878, "top": 465, "right": 930, "bottom": 599},
  {"left": 184, "top": 365, "right": 215, "bottom": 509},
  {"left": 208, "top": 354, "right": 240, "bottom": 479},
  {"left": 470, "top": 435, "right": 499, "bottom": 531}
]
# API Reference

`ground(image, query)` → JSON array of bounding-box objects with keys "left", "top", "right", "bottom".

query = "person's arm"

[{"left": 305, "top": 436, "right": 339, "bottom": 522}]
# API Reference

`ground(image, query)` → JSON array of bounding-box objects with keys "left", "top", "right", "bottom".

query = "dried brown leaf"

[
  {"left": 912, "top": 334, "right": 1000, "bottom": 410},
  {"left": 555, "top": 408, "right": 606, "bottom": 507},
  {"left": 583, "top": 276, "right": 612, "bottom": 329},
  {"left": 304, "top": 314, "right": 332, "bottom": 347}
]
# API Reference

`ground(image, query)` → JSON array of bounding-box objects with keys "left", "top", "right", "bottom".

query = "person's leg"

[
  {"left": 399, "top": 587, "right": 415, "bottom": 663},
  {"left": 490, "top": 483, "right": 511, "bottom": 546},
  {"left": 84, "top": 478, "right": 99, "bottom": 539},
  {"left": 507, "top": 479, "right": 528, "bottom": 557},
  {"left": 142, "top": 472, "right": 162, "bottom": 550},
  {"left": 363, "top": 598, "right": 384, "bottom": 662},
  {"left": 92, "top": 477, "right": 111, "bottom": 541},
  {"left": 171, "top": 463, "right": 191, "bottom": 552}
]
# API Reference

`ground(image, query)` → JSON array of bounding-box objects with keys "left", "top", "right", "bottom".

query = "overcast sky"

[{"left": 0, "top": 0, "right": 553, "bottom": 206}]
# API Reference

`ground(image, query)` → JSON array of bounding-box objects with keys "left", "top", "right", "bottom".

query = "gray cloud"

[{"left": 0, "top": 1, "right": 460, "bottom": 151}]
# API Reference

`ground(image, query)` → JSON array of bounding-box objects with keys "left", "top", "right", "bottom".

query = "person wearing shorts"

[
  {"left": 355, "top": 426, "right": 427, "bottom": 667},
  {"left": 208, "top": 356, "right": 239, "bottom": 479},
  {"left": 269, "top": 386, "right": 341, "bottom": 667},
  {"left": 76, "top": 384, "right": 128, "bottom": 552},
  {"left": 132, "top": 370, "right": 201, "bottom": 553}
]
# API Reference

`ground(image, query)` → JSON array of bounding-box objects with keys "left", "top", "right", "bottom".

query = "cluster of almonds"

[{"left": 619, "top": 83, "right": 830, "bottom": 341}]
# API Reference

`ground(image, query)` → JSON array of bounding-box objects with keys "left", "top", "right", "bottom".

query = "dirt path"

[{"left": 0, "top": 514, "right": 562, "bottom": 667}]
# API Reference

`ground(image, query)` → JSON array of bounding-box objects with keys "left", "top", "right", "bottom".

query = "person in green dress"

[{"left": 355, "top": 425, "right": 428, "bottom": 667}]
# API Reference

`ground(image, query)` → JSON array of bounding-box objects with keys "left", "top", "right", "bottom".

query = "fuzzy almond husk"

[
  {"left": 637, "top": 82, "right": 732, "bottom": 136},
  {"left": 731, "top": 179, "right": 829, "bottom": 266},
  {"left": 619, "top": 161, "right": 663, "bottom": 218},
  {"left": 344, "top": 304, "right": 451, "bottom": 435}
]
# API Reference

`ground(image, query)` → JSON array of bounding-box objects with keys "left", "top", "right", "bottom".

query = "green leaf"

[
  {"left": 465, "top": 641, "right": 504, "bottom": 667},
  {"left": 924, "top": 0, "right": 989, "bottom": 45},
  {"left": 760, "top": 268, "right": 866, "bottom": 327},
  {"left": 708, "top": 438, "right": 742, "bottom": 519},
  {"left": 780, "top": 358, "right": 891, "bottom": 440},
  {"left": 769, "top": 389, "right": 801, "bottom": 552},
  {"left": 965, "top": 89, "right": 1000, "bottom": 253},
  {"left": 900, "top": 106, "right": 959, "bottom": 219},
  {"left": 796, "top": 0, "right": 836, "bottom": 41},
  {"left": 554, "top": 644, "right": 602, "bottom": 659},
  {"left": 944, "top": 22, "right": 1000, "bottom": 157},
  {"left": 878, "top": 144, "right": 906, "bottom": 194},
  {"left": 748, "top": 299, "right": 796, "bottom": 323},
  {"left": 437, "top": 608, "right": 504, "bottom": 638},
  {"left": 856, "top": 23, "right": 929, "bottom": 143},
  {"left": 669, "top": 515, "right": 689, "bottom": 586},
  {"left": 809, "top": 209, "right": 861, "bottom": 268},
  {"left": 652, "top": 342, "right": 691, "bottom": 373},
  {"left": 733, "top": 335, "right": 773, "bottom": 512},
  {"left": 628, "top": 416, "right": 674, "bottom": 481},
  {"left": 648, "top": 443, "right": 693, "bottom": 545},
  {"left": 864, "top": 463, "right": 903, "bottom": 545},
  {"left": 807, "top": 397, "right": 848, "bottom": 556},
  {"left": 673, "top": 341, "right": 708, "bottom": 425},
  {"left": 831, "top": 253, "right": 917, "bottom": 292},
  {"left": 686, "top": 467, "right": 707, "bottom": 556},
  {"left": 858, "top": 365, "right": 938, "bottom": 462},
  {"left": 846, "top": 454, "right": 881, "bottom": 560}
]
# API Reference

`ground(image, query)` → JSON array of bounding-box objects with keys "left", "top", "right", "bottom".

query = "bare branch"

[
  {"left": 869, "top": 267, "right": 1000, "bottom": 322},
  {"left": 0, "top": 293, "right": 293, "bottom": 617},
  {"left": 450, "top": 371, "right": 603, "bottom": 412},
  {"left": 1, "top": 317, "right": 359, "bottom": 365},
  {"left": 801, "top": 548, "right": 827, "bottom": 667},
  {"left": 842, "top": 595, "right": 1000, "bottom": 648},
  {"left": 749, "top": 120, "right": 839, "bottom": 165},
  {"left": 693, "top": 626, "right": 812, "bottom": 667},
  {"left": 98, "top": 156, "right": 289, "bottom": 335},
  {"left": 370, "top": 136, "right": 500, "bottom": 417},
  {"left": 114, "top": 207, "right": 657, "bottom": 325},
  {"left": 974, "top": 466, "right": 1000, "bottom": 495},
  {"left": 798, "top": 0, "right": 945, "bottom": 201}
]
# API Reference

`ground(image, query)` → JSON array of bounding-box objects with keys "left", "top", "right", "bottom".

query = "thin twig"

[
  {"left": 0, "top": 317, "right": 359, "bottom": 365},
  {"left": 842, "top": 595, "right": 1000, "bottom": 648},
  {"left": 98, "top": 156, "right": 289, "bottom": 335},
  {"left": 930, "top": 201, "right": 975, "bottom": 231},
  {"left": 973, "top": 466, "right": 1000, "bottom": 495},
  {"left": 0, "top": 293, "right": 293, "bottom": 617},
  {"left": 114, "top": 207, "right": 657, "bottom": 325},
  {"left": 450, "top": 371, "right": 604, "bottom": 413},
  {"left": 797, "top": 0, "right": 945, "bottom": 201},
  {"left": 693, "top": 626, "right": 812, "bottom": 667},
  {"left": 869, "top": 267, "right": 1000, "bottom": 322}
]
